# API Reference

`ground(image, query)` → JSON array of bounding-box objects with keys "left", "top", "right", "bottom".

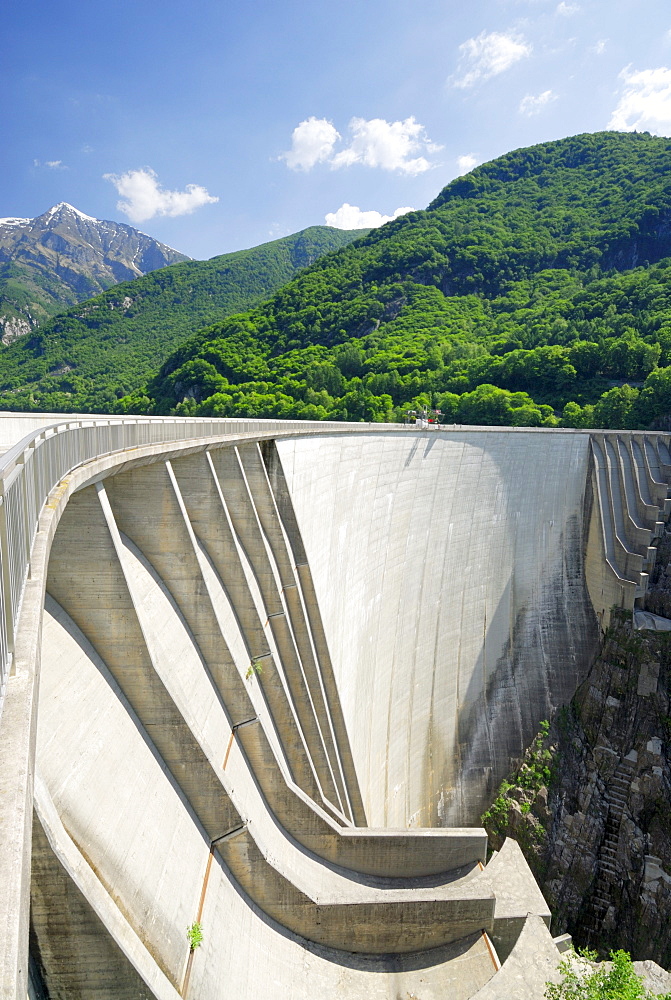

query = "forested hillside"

[
  {"left": 124, "top": 131, "right": 671, "bottom": 429},
  {"left": 0, "top": 225, "right": 364, "bottom": 412}
]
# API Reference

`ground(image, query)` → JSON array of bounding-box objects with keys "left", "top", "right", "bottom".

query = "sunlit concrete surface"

[
  {"left": 0, "top": 415, "right": 668, "bottom": 1000},
  {"left": 277, "top": 431, "right": 598, "bottom": 826}
]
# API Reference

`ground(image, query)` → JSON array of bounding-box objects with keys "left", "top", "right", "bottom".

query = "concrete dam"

[{"left": 0, "top": 414, "right": 669, "bottom": 999}]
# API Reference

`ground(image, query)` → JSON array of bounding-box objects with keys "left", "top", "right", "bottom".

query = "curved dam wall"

[
  {"left": 0, "top": 416, "right": 670, "bottom": 1000},
  {"left": 275, "top": 431, "right": 600, "bottom": 827}
]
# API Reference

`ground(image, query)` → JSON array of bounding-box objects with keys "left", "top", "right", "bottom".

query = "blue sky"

[{"left": 4, "top": 0, "right": 671, "bottom": 259}]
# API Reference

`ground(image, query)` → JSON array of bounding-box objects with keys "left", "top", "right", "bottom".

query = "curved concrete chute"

[
  {"left": 45, "top": 484, "right": 242, "bottom": 842},
  {"left": 617, "top": 436, "right": 660, "bottom": 537},
  {"left": 207, "top": 445, "right": 349, "bottom": 818},
  {"left": 35, "top": 600, "right": 209, "bottom": 991},
  {"left": 236, "top": 441, "right": 358, "bottom": 820},
  {"left": 38, "top": 511, "right": 499, "bottom": 963},
  {"left": 260, "top": 437, "right": 369, "bottom": 827},
  {"left": 643, "top": 437, "right": 671, "bottom": 507},
  {"left": 4, "top": 417, "right": 671, "bottom": 998},
  {"left": 592, "top": 436, "right": 644, "bottom": 583},
  {"left": 33, "top": 778, "right": 183, "bottom": 1000}
]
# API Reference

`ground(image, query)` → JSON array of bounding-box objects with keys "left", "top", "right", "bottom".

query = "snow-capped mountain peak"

[
  {"left": 44, "top": 202, "right": 98, "bottom": 223},
  {"left": 0, "top": 204, "right": 191, "bottom": 343}
]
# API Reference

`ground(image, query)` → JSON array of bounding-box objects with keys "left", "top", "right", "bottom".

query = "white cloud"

[
  {"left": 519, "top": 89, "right": 557, "bottom": 116},
  {"left": 330, "top": 117, "right": 439, "bottom": 175},
  {"left": 103, "top": 167, "right": 218, "bottom": 223},
  {"left": 608, "top": 66, "right": 671, "bottom": 134},
  {"left": 451, "top": 30, "right": 531, "bottom": 88},
  {"left": 325, "top": 203, "right": 414, "bottom": 229},
  {"left": 556, "top": 2, "right": 579, "bottom": 15},
  {"left": 456, "top": 153, "right": 479, "bottom": 174},
  {"left": 282, "top": 116, "right": 439, "bottom": 175},
  {"left": 280, "top": 117, "right": 341, "bottom": 171},
  {"left": 33, "top": 159, "right": 68, "bottom": 169},
  {"left": 592, "top": 39, "right": 607, "bottom": 55}
]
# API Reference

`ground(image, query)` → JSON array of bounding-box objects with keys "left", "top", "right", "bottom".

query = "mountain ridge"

[
  {"left": 0, "top": 224, "right": 367, "bottom": 411},
  {"left": 133, "top": 131, "right": 671, "bottom": 429},
  {"left": 0, "top": 203, "right": 190, "bottom": 342},
  {"left": 5, "top": 132, "right": 671, "bottom": 429}
]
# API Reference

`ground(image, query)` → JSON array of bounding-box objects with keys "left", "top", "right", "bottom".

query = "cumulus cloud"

[
  {"left": 451, "top": 30, "right": 531, "bottom": 88},
  {"left": 103, "top": 167, "right": 218, "bottom": 223},
  {"left": 456, "top": 153, "right": 479, "bottom": 174},
  {"left": 280, "top": 117, "right": 341, "bottom": 171},
  {"left": 282, "top": 116, "right": 439, "bottom": 175},
  {"left": 519, "top": 89, "right": 557, "bottom": 116},
  {"left": 325, "top": 203, "right": 414, "bottom": 229},
  {"left": 332, "top": 116, "right": 439, "bottom": 175},
  {"left": 608, "top": 66, "right": 671, "bottom": 134}
]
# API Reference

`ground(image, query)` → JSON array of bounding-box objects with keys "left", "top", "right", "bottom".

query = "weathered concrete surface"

[
  {"left": 2, "top": 421, "right": 670, "bottom": 999},
  {"left": 469, "top": 915, "right": 562, "bottom": 999}
]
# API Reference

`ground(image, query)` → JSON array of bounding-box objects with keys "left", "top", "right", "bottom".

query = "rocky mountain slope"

[
  {"left": 0, "top": 225, "right": 365, "bottom": 412},
  {"left": 0, "top": 203, "right": 190, "bottom": 342}
]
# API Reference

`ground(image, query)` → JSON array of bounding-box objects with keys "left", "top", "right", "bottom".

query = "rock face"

[
  {"left": 0, "top": 203, "right": 189, "bottom": 341},
  {"left": 484, "top": 538, "right": 671, "bottom": 966}
]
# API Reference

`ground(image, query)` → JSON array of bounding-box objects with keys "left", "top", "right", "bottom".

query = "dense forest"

[
  {"left": 6, "top": 131, "right": 671, "bottom": 429},
  {"left": 0, "top": 225, "right": 364, "bottom": 412}
]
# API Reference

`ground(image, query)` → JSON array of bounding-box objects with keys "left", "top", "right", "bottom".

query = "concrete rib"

[
  {"left": 209, "top": 446, "right": 345, "bottom": 815},
  {"left": 619, "top": 437, "right": 660, "bottom": 529},
  {"left": 261, "top": 439, "right": 369, "bottom": 827},
  {"left": 45, "top": 486, "right": 239, "bottom": 842},
  {"left": 237, "top": 441, "right": 356, "bottom": 823}
]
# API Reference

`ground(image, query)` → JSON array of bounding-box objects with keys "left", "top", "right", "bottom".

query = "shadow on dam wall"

[{"left": 2, "top": 419, "right": 670, "bottom": 1000}]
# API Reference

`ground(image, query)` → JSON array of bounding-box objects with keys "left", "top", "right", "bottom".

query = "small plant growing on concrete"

[
  {"left": 245, "top": 659, "right": 263, "bottom": 680},
  {"left": 187, "top": 922, "right": 203, "bottom": 951},
  {"left": 545, "top": 947, "right": 671, "bottom": 999}
]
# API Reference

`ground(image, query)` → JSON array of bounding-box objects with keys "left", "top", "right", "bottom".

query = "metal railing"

[{"left": 0, "top": 414, "right": 420, "bottom": 723}]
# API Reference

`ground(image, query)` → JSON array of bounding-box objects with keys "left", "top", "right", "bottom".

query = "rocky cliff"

[
  {"left": 0, "top": 203, "right": 189, "bottom": 342},
  {"left": 484, "top": 543, "right": 671, "bottom": 966}
]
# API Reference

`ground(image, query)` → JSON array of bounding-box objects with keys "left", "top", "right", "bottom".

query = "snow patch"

[
  {"left": 47, "top": 203, "right": 98, "bottom": 222},
  {"left": 0, "top": 217, "right": 29, "bottom": 227}
]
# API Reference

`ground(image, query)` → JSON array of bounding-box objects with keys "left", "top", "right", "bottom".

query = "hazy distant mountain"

[{"left": 0, "top": 203, "right": 190, "bottom": 343}]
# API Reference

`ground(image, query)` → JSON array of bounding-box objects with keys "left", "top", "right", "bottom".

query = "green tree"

[
  {"left": 592, "top": 384, "right": 640, "bottom": 429},
  {"left": 634, "top": 366, "right": 671, "bottom": 426},
  {"left": 545, "top": 949, "right": 671, "bottom": 1000}
]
